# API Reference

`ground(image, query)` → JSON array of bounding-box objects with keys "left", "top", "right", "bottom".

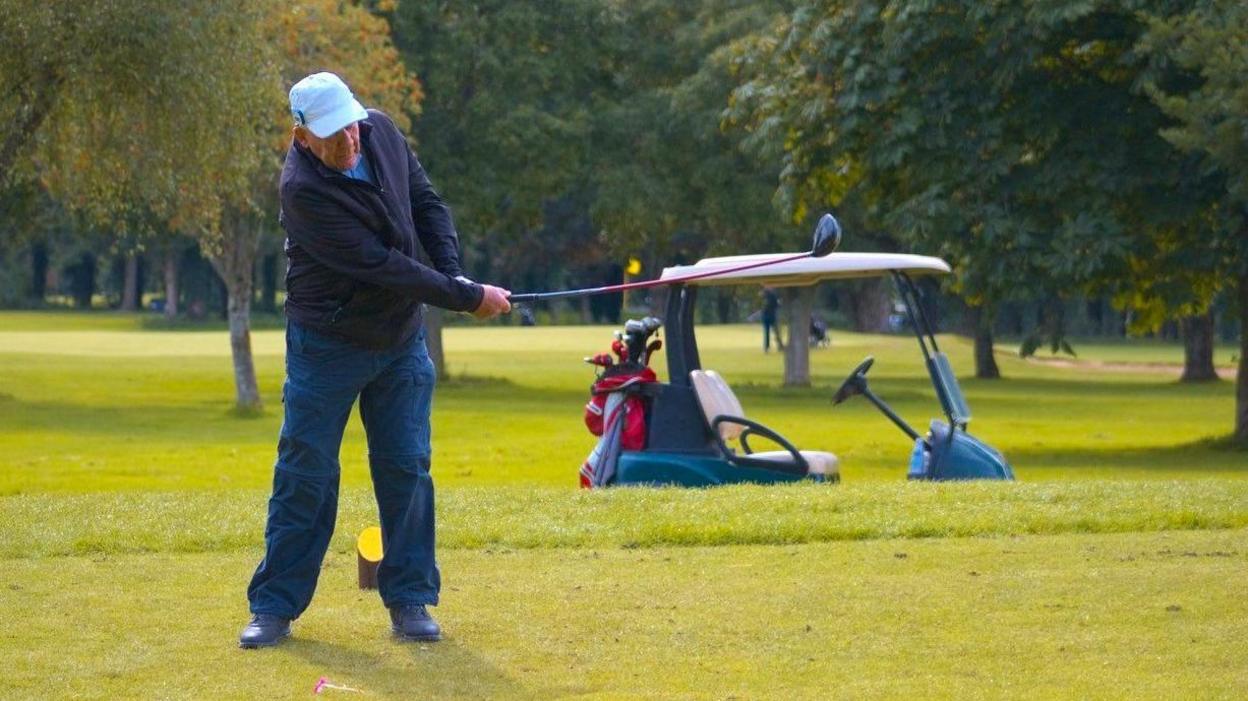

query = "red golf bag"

[{"left": 580, "top": 367, "right": 657, "bottom": 488}]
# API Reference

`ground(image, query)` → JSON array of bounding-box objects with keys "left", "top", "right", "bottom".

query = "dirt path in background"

[{"left": 1018, "top": 354, "right": 1237, "bottom": 380}]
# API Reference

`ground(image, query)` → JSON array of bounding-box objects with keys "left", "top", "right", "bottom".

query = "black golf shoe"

[
  {"left": 239, "top": 614, "right": 291, "bottom": 649},
  {"left": 390, "top": 604, "right": 442, "bottom": 642}
]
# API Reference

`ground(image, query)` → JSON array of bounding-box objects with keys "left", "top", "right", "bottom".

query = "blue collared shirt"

[{"left": 342, "top": 149, "right": 374, "bottom": 184}]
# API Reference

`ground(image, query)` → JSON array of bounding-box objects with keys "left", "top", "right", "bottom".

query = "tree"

[
  {"left": 2, "top": 0, "right": 279, "bottom": 412},
  {"left": 390, "top": 1, "right": 794, "bottom": 305},
  {"left": 588, "top": 1, "right": 794, "bottom": 261},
  {"left": 587, "top": 1, "right": 818, "bottom": 382},
  {"left": 727, "top": 0, "right": 1186, "bottom": 380},
  {"left": 390, "top": 2, "right": 608, "bottom": 282},
  {"left": 387, "top": 3, "right": 596, "bottom": 371},
  {"left": 194, "top": 0, "right": 423, "bottom": 411},
  {"left": 0, "top": 182, "right": 73, "bottom": 305},
  {"left": 2, "top": 0, "right": 422, "bottom": 411},
  {"left": 1140, "top": 0, "right": 1248, "bottom": 440},
  {"left": 783, "top": 287, "right": 815, "bottom": 385}
]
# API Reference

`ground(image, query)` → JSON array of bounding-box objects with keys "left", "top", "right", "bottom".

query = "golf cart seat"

[{"left": 690, "top": 370, "right": 840, "bottom": 481}]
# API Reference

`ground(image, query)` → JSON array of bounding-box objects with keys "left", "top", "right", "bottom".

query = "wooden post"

[{"left": 357, "top": 526, "right": 383, "bottom": 589}]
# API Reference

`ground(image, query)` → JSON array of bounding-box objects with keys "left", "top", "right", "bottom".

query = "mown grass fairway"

[
  {"left": 0, "top": 311, "right": 1244, "bottom": 699},
  {"left": 5, "top": 530, "right": 1246, "bottom": 699}
]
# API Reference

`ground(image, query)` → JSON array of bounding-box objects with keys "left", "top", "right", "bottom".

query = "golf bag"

[
  {"left": 810, "top": 316, "right": 830, "bottom": 347},
  {"left": 580, "top": 367, "right": 657, "bottom": 488}
]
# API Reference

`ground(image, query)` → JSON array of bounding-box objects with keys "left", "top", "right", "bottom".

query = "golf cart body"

[{"left": 609, "top": 251, "right": 1014, "bottom": 486}]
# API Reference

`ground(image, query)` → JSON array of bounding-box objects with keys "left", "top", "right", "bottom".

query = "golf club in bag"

[{"left": 580, "top": 317, "right": 663, "bottom": 487}]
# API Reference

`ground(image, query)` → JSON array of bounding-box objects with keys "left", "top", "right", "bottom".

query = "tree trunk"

[
  {"left": 1236, "top": 272, "right": 1247, "bottom": 444},
  {"left": 226, "top": 278, "right": 261, "bottom": 412},
  {"left": 70, "top": 252, "right": 96, "bottom": 308},
  {"left": 217, "top": 273, "right": 229, "bottom": 321},
  {"left": 716, "top": 290, "right": 733, "bottom": 324},
  {"left": 848, "top": 278, "right": 891, "bottom": 332},
  {"left": 163, "top": 249, "right": 180, "bottom": 318},
  {"left": 260, "top": 253, "right": 278, "bottom": 313},
  {"left": 119, "top": 254, "right": 140, "bottom": 311},
  {"left": 0, "top": 71, "right": 62, "bottom": 181},
  {"left": 783, "top": 287, "right": 814, "bottom": 387},
  {"left": 208, "top": 214, "right": 263, "bottom": 412},
  {"left": 424, "top": 306, "right": 447, "bottom": 379},
  {"left": 1180, "top": 311, "right": 1218, "bottom": 382},
  {"left": 968, "top": 305, "right": 1001, "bottom": 379},
  {"left": 30, "top": 242, "right": 48, "bottom": 301}
]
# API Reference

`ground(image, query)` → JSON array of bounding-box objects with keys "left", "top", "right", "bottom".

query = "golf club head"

[
  {"left": 811, "top": 213, "right": 842, "bottom": 257},
  {"left": 642, "top": 339, "right": 662, "bottom": 367}
]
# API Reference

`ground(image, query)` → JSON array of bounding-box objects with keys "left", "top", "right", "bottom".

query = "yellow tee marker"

[{"left": 356, "top": 526, "right": 383, "bottom": 589}]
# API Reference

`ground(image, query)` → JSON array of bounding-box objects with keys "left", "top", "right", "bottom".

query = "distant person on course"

[
  {"left": 762, "top": 287, "right": 784, "bottom": 353},
  {"left": 240, "top": 72, "right": 511, "bottom": 649}
]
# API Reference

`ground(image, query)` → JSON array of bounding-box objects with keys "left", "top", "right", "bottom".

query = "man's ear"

[{"left": 292, "top": 125, "right": 308, "bottom": 147}]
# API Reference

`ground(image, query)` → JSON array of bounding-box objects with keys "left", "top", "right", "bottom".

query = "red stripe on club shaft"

[{"left": 510, "top": 251, "right": 811, "bottom": 302}]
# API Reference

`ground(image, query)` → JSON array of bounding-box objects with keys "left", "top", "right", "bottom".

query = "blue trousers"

[
  {"left": 763, "top": 317, "right": 781, "bottom": 351},
  {"left": 247, "top": 321, "right": 439, "bottom": 619}
]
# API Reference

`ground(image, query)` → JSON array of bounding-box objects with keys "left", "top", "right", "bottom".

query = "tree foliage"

[
  {"left": 1138, "top": 0, "right": 1248, "bottom": 439},
  {"left": 390, "top": 0, "right": 794, "bottom": 295},
  {"left": 1, "top": 0, "right": 277, "bottom": 235},
  {"left": 1140, "top": 0, "right": 1248, "bottom": 263},
  {"left": 726, "top": 0, "right": 1187, "bottom": 352}
]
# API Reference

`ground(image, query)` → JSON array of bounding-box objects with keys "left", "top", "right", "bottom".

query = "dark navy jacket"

[{"left": 279, "top": 109, "right": 483, "bottom": 350}]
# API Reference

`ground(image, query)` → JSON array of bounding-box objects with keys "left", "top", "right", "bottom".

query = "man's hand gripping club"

[{"left": 472, "top": 284, "right": 512, "bottom": 320}]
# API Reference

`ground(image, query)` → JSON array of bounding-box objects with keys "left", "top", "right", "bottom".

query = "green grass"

[
  {"left": 0, "top": 311, "right": 1244, "bottom": 698},
  {"left": 1008, "top": 336, "right": 1240, "bottom": 367},
  {"left": 0, "top": 319, "right": 1242, "bottom": 494},
  {"left": 2, "top": 481, "right": 1246, "bottom": 559},
  {"left": 3, "top": 530, "right": 1245, "bottom": 699}
]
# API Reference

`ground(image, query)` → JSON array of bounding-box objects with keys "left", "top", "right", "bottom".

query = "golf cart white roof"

[{"left": 659, "top": 252, "right": 952, "bottom": 288}]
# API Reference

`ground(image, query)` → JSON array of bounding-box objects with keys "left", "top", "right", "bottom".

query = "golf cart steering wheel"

[{"left": 832, "top": 356, "right": 875, "bottom": 405}]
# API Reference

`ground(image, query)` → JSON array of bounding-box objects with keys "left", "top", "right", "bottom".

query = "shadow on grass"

[
  {"left": 227, "top": 405, "right": 268, "bottom": 420},
  {"left": 1193, "top": 433, "right": 1248, "bottom": 451},
  {"left": 729, "top": 374, "right": 1232, "bottom": 403},
  {"left": 138, "top": 312, "right": 288, "bottom": 332},
  {"left": 0, "top": 387, "right": 585, "bottom": 443},
  {"left": 0, "top": 398, "right": 280, "bottom": 443},
  {"left": 0, "top": 372, "right": 1237, "bottom": 475},
  {"left": 282, "top": 635, "right": 547, "bottom": 698},
  {"left": 440, "top": 373, "right": 517, "bottom": 388},
  {"left": 1009, "top": 435, "right": 1248, "bottom": 475}
]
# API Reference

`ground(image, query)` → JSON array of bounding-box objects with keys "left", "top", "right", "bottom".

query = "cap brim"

[{"left": 306, "top": 99, "right": 368, "bottom": 138}]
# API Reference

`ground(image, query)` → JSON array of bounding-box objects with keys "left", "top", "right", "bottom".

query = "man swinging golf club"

[{"left": 240, "top": 72, "right": 511, "bottom": 649}]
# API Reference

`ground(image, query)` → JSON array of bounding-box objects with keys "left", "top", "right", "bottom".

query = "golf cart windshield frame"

[
  {"left": 664, "top": 271, "right": 971, "bottom": 430},
  {"left": 664, "top": 285, "right": 701, "bottom": 387},
  {"left": 892, "top": 271, "right": 971, "bottom": 429}
]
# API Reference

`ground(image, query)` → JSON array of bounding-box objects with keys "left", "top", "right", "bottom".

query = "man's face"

[{"left": 295, "top": 121, "right": 361, "bottom": 171}]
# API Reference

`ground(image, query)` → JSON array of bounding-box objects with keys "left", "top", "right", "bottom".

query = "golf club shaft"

[{"left": 508, "top": 251, "right": 813, "bottom": 303}]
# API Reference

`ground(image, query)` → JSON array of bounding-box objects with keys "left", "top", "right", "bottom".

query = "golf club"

[
  {"left": 623, "top": 317, "right": 660, "bottom": 363},
  {"left": 508, "top": 213, "right": 842, "bottom": 303},
  {"left": 642, "top": 339, "right": 662, "bottom": 366},
  {"left": 585, "top": 353, "right": 614, "bottom": 369}
]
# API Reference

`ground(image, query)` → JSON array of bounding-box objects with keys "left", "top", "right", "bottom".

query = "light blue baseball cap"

[{"left": 288, "top": 72, "right": 369, "bottom": 138}]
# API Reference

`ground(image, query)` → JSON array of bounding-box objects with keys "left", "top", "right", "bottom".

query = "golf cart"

[{"left": 585, "top": 237, "right": 1014, "bottom": 486}]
